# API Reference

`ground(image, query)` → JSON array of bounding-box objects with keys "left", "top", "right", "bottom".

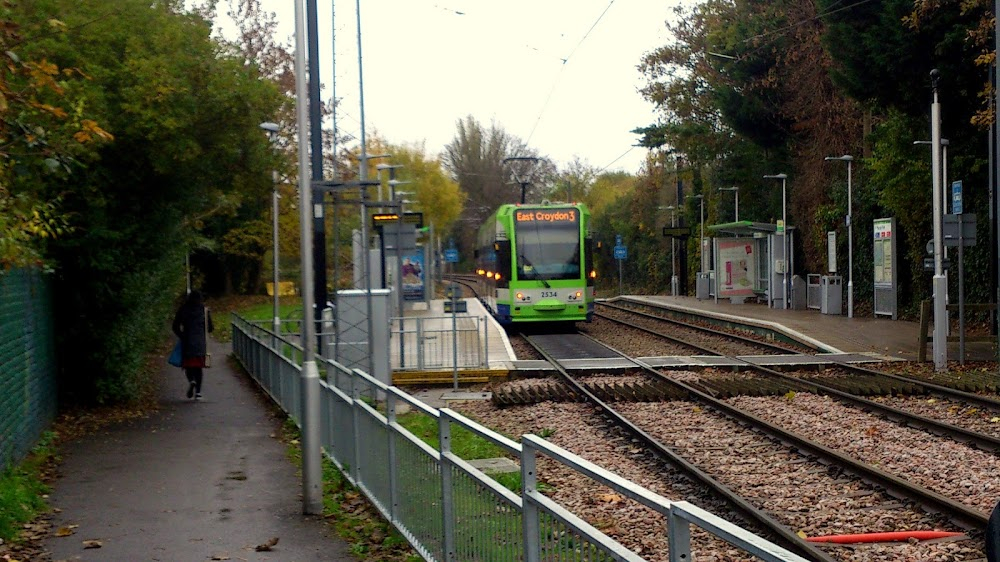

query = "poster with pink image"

[{"left": 718, "top": 240, "right": 755, "bottom": 297}]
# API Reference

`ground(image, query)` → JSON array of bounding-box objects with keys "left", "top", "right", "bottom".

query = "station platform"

[
  {"left": 620, "top": 295, "right": 998, "bottom": 363},
  {"left": 389, "top": 297, "right": 516, "bottom": 386}
]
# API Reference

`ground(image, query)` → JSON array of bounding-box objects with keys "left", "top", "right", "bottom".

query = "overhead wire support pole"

[
  {"left": 293, "top": 0, "right": 322, "bottom": 515},
  {"left": 306, "top": 0, "right": 327, "bottom": 341},
  {"left": 930, "top": 69, "right": 948, "bottom": 371},
  {"left": 503, "top": 157, "right": 539, "bottom": 204}
]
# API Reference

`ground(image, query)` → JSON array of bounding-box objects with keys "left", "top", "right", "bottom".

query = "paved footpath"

[{"left": 43, "top": 336, "right": 356, "bottom": 562}]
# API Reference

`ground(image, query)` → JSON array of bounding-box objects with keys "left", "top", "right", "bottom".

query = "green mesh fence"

[{"left": 0, "top": 268, "right": 57, "bottom": 471}]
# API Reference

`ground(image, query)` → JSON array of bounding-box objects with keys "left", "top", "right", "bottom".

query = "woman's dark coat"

[{"left": 172, "top": 296, "right": 213, "bottom": 359}]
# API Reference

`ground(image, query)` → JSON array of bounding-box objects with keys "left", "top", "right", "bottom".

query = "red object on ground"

[{"left": 806, "top": 531, "right": 964, "bottom": 544}]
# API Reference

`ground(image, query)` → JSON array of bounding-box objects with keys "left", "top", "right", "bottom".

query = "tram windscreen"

[{"left": 513, "top": 208, "right": 581, "bottom": 281}]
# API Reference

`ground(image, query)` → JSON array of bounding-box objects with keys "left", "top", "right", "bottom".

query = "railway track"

[
  {"left": 502, "top": 331, "right": 987, "bottom": 560},
  {"left": 595, "top": 300, "right": 812, "bottom": 356}
]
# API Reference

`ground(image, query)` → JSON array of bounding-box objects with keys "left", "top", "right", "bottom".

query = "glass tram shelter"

[{"left": 705, "top": 221, "right": 796, "bottom": 309}]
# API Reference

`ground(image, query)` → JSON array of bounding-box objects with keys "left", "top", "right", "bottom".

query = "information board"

[{"left": 873, "top": 217, "right": 898, "bottom": 319}]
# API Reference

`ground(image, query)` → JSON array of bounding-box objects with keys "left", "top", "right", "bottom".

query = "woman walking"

[{"left": 172, "top": 290, "right": 214, "bottom": 400}]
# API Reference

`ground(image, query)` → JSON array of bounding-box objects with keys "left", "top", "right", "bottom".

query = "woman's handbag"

[{"left": 168, "top": 339, "right": 183, "bottom": 367}]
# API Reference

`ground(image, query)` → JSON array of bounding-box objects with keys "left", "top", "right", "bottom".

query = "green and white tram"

[{"left": 475, "top": 202, "right": 596, "bottom": 325}]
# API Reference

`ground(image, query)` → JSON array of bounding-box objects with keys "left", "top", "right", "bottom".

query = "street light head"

[
  {"left": 824, "top": 155, "right": 853, "bottom": 162},
  {"left": 718, "top": 186, "right": 738, "bottom": 192},
  {"left": 376, "top": 163, "right": 404, "bottom": 171},
  {"left": 763, "top": 173, "right": 787, "bottom": 180},
  {"left": 258, "top": 122, "right": 279, "bottom": 134}
]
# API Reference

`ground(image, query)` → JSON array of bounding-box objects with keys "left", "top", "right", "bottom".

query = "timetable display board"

[{"left": 872, "top": 217, "right": 898, "bottom": 319}]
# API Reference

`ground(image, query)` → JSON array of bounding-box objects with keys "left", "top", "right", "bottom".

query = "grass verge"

[{"left": 0, "top": 433, "right": 57, "bottom": 546}]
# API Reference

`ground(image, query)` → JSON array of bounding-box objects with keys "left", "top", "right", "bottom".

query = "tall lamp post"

[
  {"left": 259, "top": 122, "right": 282, "bottom": 335},
  {"left": 824, "top": 155, "right": 854, "bottom": 318},
  {"left": 718, "top": 186, "right": 739, "bottom": 222},
  {"left": 686, "top": 194, "right": 705, "bottom": 273},
  {"left": 764, "top": 174, "right": 789, "bottom": 309},
  {"left": 292, "top": 0, "right": 322, "bottom": 514}
]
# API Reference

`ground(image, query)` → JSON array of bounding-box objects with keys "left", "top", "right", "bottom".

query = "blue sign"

[
  {"left": 444, "top": 248, "right": 459, "bottom": 263},
  {"left": 615, "top": 234, "right": 622, "bottom": 246},
  {"left": 614, "top": 245, "right": 627, "bottom": 260},
  {"left": 952, "top": 180, "right": 963, "bottom": 215}
]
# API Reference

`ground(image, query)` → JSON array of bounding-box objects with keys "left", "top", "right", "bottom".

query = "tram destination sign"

[
  {"left": 662, "top": 227, "right": 689, "bottom": 238},
  {"left": 514, "top": 209, "right": 578, "bottom": 223}
]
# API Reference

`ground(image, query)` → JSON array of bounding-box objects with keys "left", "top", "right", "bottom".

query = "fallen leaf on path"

[
  {"left": 54, "top": 527, "right": 75, "bottom": 537},
  {"left": 210, "top": 554, "right": 230, "bottom": 560},
  {"left": 255, "top": 537, "right": 279, "bottom": 552},
  {"left": 82, "top": 540, "right": 102, "bottom": 549}
]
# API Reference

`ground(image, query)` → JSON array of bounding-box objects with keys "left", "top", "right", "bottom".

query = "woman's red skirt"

[{"left": 182, "top": 356, "right": 207, "bottom": 368}]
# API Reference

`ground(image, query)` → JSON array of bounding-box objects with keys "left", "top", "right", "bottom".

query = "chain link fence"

[{"left": 0, "top": 268, "right": 57, "bottom": 471}]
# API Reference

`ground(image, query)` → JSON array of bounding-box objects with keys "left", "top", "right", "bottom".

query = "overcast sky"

[{"left": 226, "top": 1, "right": 678, "bottom": 173}]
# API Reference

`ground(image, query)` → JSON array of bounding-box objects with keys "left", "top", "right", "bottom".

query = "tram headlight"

[
  {"left": 576, "top": 291, "right": 582, "bottom": 299},
  {"left": 516, "top": 292, "right": 524, "bottom": 300}
]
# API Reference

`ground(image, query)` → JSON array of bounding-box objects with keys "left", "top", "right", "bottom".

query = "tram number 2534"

[{"left": 540, "top": 291, "right": 558, "bottom": 298}]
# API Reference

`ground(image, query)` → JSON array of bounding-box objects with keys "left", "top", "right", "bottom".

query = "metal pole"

[
  {"left": 735, "top": 189, "right": 739, "bottom": 222},
  {"left": 273, "top": 169, "right": 281, "bottom": 334},
  {"left": 355, "top": 0, "right": 375, "bottom": 379},
  {"left": 618, "top": 258, "right": 623, "bottom": 296},
  {"left": 396, "top": 184, "right": 405, "bottom": 369},
  {"left": 671, "top": 208, "right": 678, "bottom": 296},
  {"left": 306, "top": 0, "right": 326, "bottom": 335},
  {"left": 996, "top": 3, "right": 1000, "bottom": 366},
  {"left": 292, "top": 0, "right": 322, "bottom": 514},
  {"left": 959, "top": 212, "right": 965, "bottom": 362},
  {"left": 847, "top": 160, "right": 853, "bottom": 318},
  {"left": 700, "top": 196, "right": 705, "bottom": 273},
  {"left": 783, "top": 177, "right": 788, "bottom": 309},
  {"left": 930, "top": 69, "right": 948, "bottom": 371},
  {"left": 451, "top": 285, "right": 458, "bottom": 390}
]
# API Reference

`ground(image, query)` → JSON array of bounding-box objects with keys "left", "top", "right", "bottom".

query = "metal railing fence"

[
  {"left": 232, "top": 315, "right": 808, "bottom": 562},
  {"left": 390, "top": 315, "right": 487, "bottom": 371},
  {"left": 0, "top": 268, "right": 57, "bottom": 471}
]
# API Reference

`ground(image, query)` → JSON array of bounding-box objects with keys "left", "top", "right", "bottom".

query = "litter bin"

[
  {"left": 820, "top": 275, "right": 843, "bottom": 315},
  {"left": 696, "top": 272, "right": 711, "bottom": 300}
]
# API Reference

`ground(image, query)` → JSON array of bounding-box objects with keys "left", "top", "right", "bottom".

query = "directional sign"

[
  {"left": 662, "top": 227, "right": 690, "bottom": 238},
  {"left": 614, "top": 245, "right": 627, "bottom": 260},
  {"left": 444, "top": 248, "right": 459, "bottom": 263},
  {"left": 952, "top": 180, "right": 963, "bottom": 215}
]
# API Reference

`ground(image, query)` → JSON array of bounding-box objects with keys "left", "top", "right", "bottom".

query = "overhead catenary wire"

[{"left": 523, "top": 0, "right": 617, "bottom": 149}]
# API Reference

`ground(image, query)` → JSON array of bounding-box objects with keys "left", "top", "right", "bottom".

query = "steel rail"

[
  {"left": 594, "top": 307, "right": 1000, "bottom": 454},
  {"left": 594, "top": 310, "right": 770, "bottom": 357},
  {"left": 598, "top": 301, "right": 807, "bottom": 355},
  {"left": 530, "top": 331, "right": 989, "bottom": 529},
  {"left": 830, "top": 360, "right": 1000, "bottom": 412},
  {"left": 522, "top": 334, "right": 840, "bottom": 562}
]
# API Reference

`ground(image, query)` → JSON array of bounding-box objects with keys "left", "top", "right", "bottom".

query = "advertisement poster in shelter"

[
  {"left": 718, "top": 239, "right": 755, "bottom": 297},
  {"left": 402, "top": 250, "right": 425, "bottom": 301}
]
